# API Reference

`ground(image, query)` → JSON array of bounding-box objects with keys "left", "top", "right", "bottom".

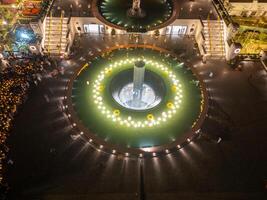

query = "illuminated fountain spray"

[
  {"left": 132, "top": 60, "right": 145, "bottom": 107},
  {"left": 115, "top": 59, "right": 162, "bottom": 110}
]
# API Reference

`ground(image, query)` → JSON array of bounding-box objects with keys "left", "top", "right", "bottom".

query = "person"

[{"left": 209, "top": 72, "right": 213, "bottom": 77}]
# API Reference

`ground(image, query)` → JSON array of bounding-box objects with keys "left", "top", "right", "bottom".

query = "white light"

[
  {"left": 20, "top": 32, "right": 30, "bottom": 39},
  {"left": 125, "top": 152, "right": 129, "bottom": 156},
  {"left": 139, "top": 153, "right": 143, "bottom": 157},
  {"left": 89, "top": 139, "right": 93, "bottom": 142},
  {"left": 234, "top": 48, "right": 241, "bottom": 54},
  {"left": 165, "top": 149, "right": 169, "bottom": 153},
  {"left": 86, "top": 81, "right": 90, "bottom": 85},
  {"left": 91, "top": 57, "right": 183, "bottom": 128},
  {"left": 73, "top": 123, "right": 76, "bottom": 127},
  {"left": 152, "top": 152, "right": 156, "bottom": 157},
  {"left": 177, "top": 145, "right": 181, "bottom": 149},
  {"left": 80, "top": 131, "right": 84, "bottom": 135},
  {"left": 112, "top": 150, "right": 116, "bottom": 154},
  {"left": 100, "top": 145, "right": 103, "bottom": 149}
]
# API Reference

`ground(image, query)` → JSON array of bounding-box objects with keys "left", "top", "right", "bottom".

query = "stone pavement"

[{"left": 6, "top": 34, "right": 267, "bottom": 200}]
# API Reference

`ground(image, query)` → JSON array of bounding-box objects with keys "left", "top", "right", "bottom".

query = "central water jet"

[
  {"left": 111, "top": 59, "right": 164, "bottom": 111},
  {"left": 132, "top": 60, "right": 145, "bottom": 107}
]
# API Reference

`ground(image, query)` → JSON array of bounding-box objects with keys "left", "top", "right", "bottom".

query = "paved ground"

[
  {"left": 52, "top": 0, "right": 218, "bottom": 20},
  {"left": 5, "top": 34, "right": 267, "bottom": 200}
]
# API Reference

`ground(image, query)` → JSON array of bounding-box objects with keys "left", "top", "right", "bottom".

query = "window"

[
  {"left": 83, "top": 24, "right": 105, "bottom": 34},
  {"left": 166, "top": 26, "right": 187, "bottom": 35}
]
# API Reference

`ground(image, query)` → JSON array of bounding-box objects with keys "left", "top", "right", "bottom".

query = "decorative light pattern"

[
  {"left": 92, "top": 58, "right": 183, "bottom": 128},
  {"left": 99, "top": 0, "right": 173, "bottom": 31}
]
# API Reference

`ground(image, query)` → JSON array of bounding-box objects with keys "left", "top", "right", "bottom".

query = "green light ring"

[{"left": 92, "top": 57, "right": 183, "bottom": 128}]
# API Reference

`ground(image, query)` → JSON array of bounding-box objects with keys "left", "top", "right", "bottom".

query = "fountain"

[
  {"left": 70, "top": 46, "right": 206, "bottom": 152},
  {"left": 127, "top": 0, "right": 146, "bottom": 18},
  {"left": 110, "top": 60, "right": 164, "bottom": 111},
  {"left": 132, "top": 60, "right": 145, "bottom": 107}
]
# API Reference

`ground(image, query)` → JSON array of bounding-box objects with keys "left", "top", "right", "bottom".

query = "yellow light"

[
  {"left": 167, "top": 102, "right": 174, "bottom": 109},
  {"left": 113, "top": 109, "right": 120, "bottom": 116},
  {"left": 147, "top": 114, "right": 154, "bottom": 121},
  {"left": 91, "top": 57, "right": 184, "bottom": 128}
]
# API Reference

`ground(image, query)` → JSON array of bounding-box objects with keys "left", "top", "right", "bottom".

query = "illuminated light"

[
  {"left": 125, "top": 152, "right": 129, "bottom": 156},
  {"left": 20, "top": 32, "right": 30, "bottom": 40},
  {"left": 167, "top": 102, "right": 174, "bottom": 109},
  {"left": 98, "top": 85, "right": 104, "bottom": 92},
  {"left": 89, "top": 139, "right": 93, "bottom": 142},
  {"left": 112, "top": 149, "right": 116, "bottom": 154},
  {"left": 68, "top": 114, "right": 71, "bottom": 117},
  {"left": 100, "top": 145, "right": 103, "bottom": 149},
  {"left": 73, "top": 123, "right": 77, "bottom": 127},
  {"left": 80, "top": 131, "right": 84, "bottom": 135},
  {"left": 187, "top": 138, "right": 191, "bottom": 142},
  {"left": 139, "top": 153, "right": 143, "bottom": 157},
  {"left": 86, "top": 81, "right": 90, "bottom": 85},
  {"left": 113, "top": 109, "right": 120, "bottom": 116},
  {"left": 152, "top": 152, "right": 156, "bottom": 157},
  {"left": 234, "top": 48, "right": 241, "bottom": 54},
  {"left": 165, "top": 149, "right": 169, "bottom": 153},
  {"left": 147, "top": 114, "right": 154, "bottom": 121},
  {"left": 91, "top": 57, "right": 184, "bottom": 128},
  {"left": 177, "top": 145, "right": 181, "bottom": 149}
]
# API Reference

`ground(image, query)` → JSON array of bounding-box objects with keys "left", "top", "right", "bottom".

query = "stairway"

[
  {"left": 43, "top": 16, "right": 69, "bottom": 55},
  {"left": 202, "top": 19, "right": 225, "bottom": 58}
]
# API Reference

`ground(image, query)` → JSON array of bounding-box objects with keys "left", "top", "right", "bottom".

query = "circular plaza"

[{"left": 65, "top": 45, "right": 208, "bottom": 157}]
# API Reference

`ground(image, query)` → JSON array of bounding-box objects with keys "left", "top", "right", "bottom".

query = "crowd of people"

[{"left": 0, "top": 52, "right": 54, "bottom": 195}]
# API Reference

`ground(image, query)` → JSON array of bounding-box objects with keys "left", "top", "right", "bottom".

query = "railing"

[
  {"left": 211, "top": 0, "right": 233, "bottom": 26},
  {"left": 40, "top": 0, "right": 56, "bottom": 23},
  {"left": 58, "top": 11, "right": 64, "bottom": 54},
  {"left": 207, "top": 14, "right": 212, "bottom": 54},
  {"left": 47, "top": 12, "right": 52, "bottom": 55},
  {"left": 201, "top": 31, "right": 205, "bottom": 41},
  {"left": 66, "top": 29, "right": 70, "bottom": 39},
  {"left": 199, "top": 15, "right": 204, "bottom": 28},
  {"left": 217, "top": 15, "right": 225, "bottom": 56}
]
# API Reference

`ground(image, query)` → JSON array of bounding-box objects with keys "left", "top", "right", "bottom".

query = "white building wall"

[{"left": 224, "top": 0, "right": 267, "bottom": 16}]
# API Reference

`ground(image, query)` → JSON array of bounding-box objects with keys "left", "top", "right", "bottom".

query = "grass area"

[{"left": 72, "top": 48, "right": 203, "bottom": 149}]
